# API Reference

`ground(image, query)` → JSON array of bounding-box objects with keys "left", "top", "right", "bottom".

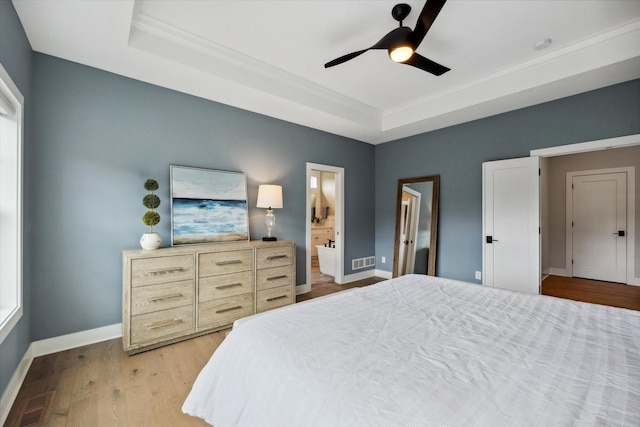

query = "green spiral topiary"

[{"left": 142, "top": 179, "right": 161, "bottom": 232}]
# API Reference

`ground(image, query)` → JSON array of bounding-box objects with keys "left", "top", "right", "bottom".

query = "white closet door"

[
  {"left": 483, "top": 157, "right": 540, "bottom": 294},
  {"left": 571, "top": 172, "right": 627, "bottom": 283}
]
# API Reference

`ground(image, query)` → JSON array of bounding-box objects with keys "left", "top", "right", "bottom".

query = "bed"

[{"left": 182, "top": 274, "right": 640, "bottom": 426}]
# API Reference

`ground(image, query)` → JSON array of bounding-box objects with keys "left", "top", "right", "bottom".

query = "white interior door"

[
  {"left": 571, "top": 172, "right": 627, "bottom": 283},
  {"left": 483, "top": 157, "right": 540, "bottom": 294},
  {"left": 398, "top": 200, "right": 409, "bottom": 275}
]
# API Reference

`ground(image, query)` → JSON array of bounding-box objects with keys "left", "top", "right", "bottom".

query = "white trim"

[
  {"left": 0, "top": 62, "right": 24, "bottom": 345},
  {"left": 296, "top": 283, "right": 311, "bottom": 295},
  {"left": 306, "top": 163, "right": 345, "bottom": 286},
  {"left": 565, "top": 167, "right": 637, "bottom": 285},
  {"left": 548, "top": 268, "right": 568, "bottom": 277},
  {"left": 0, "top": 344, "right": 33, "bottom": 425},
  {"left": 374, "top": 269, "right": 393, "bottom": 280},
  {"left": 531, "top": 134, "right": 640, "bottom": 157},
  {"left": 342, "top": 269, "right": 376, "bottom": 284},
  {"left": 30, "top": 323, "right": 122, "bottom": 357}
]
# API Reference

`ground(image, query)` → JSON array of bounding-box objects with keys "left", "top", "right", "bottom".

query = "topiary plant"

[{"left": 142, "top": 179, "right": 161, "bottom": 233}]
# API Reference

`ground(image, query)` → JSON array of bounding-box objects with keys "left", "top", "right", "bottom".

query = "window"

[{"left": 0, "top": 62, "right": 23, "bottom": 344}]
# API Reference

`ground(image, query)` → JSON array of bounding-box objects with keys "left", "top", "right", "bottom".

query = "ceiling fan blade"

[
  {"left": 404, "top": 53, "right": 450, "bottom": 76},
  {"left": 409, "top": 0, "right": 447, "bottom": 48},
  {"left": 325, "top": 49, "right": 369, "bottom": 68},
  {"left": 325, "top": 27, "right": 408, "bottom": 69}
]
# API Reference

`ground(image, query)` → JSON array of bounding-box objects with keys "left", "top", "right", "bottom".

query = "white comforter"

[{"left": 183, "top": 275, "right": 640, "bottom": 426}]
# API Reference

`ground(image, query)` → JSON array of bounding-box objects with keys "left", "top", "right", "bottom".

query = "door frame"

[
  {"left": 565, "top": 167, "right": 635, "bottom": 284},
  {"left": 301, "top": 162, "right": 345, "bottom": 294},
  {"left": 531, "top": 133, "right": 640, "bottom": 286}
]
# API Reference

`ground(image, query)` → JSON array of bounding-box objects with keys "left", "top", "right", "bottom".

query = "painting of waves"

[{"left": 171, "top": 166, "right": 249, "bottom": 245}]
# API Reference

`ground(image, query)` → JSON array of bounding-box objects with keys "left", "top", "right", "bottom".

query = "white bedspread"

[{"left": 183, "top": 275, "right": 640, "bottom": 426}]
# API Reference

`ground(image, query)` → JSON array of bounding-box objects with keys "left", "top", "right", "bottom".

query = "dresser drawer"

[
  {"left": 199, "top": 249, "right": 253, "bottom": 277},
  {"left": 256, "top": 265, "right": 294, "bottom": 291},
  {"left": 130, "top": 305, "right": 194, "bottom": 345},
  {"left": 131, "top": 255, "right": 194, "bottom": 287},
  {"left": 198, "top": 293, "right": 254, "bottom": 330},
  {"left": 131, "top": 280, "right": 194, "bottom": 316},
  {"left": 199, "top": 271, "right": 254, "bottom": 302},
  {"left": 256, "top": 245, "right": 294, "bottom": 269},
  {"left": 257, "top": 286, "right": 294, "bottom": 313}
]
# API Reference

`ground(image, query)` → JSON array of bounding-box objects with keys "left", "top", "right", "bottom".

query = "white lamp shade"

[{"left": 256, "top": 185, "right": 283, "bottom": 209}]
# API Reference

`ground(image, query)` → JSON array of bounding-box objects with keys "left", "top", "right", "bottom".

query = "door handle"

[
  {"left": 486, "top": 236, "right": 499, "bottom": 244},
  {"left": 614, "top": 230, "right": 625, "bottom": 237}
]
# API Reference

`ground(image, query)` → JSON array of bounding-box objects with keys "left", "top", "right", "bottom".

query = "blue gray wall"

[
  {"left": 2, "top": 0, "right": 640, "bottom": 403},
  {"left": 0, "top": 0, "right": 33, "bottom": 401},
  {"left": 375, "top": 79, "right": 640, "bottom": 282},
  {"left": 29, "top": 53, "right": 375, "bottom": 341}
]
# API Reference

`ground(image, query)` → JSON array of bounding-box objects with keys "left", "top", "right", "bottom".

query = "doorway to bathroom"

[{"left": 301, "top": 163, "right": 344, "bottom": 294}]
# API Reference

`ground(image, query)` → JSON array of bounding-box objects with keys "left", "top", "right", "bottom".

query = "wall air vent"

[{"left": 352, "top": 256, "right": 375, "bottom": 270}]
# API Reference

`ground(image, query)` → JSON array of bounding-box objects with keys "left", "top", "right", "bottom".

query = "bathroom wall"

[{"left": 321, "top": 171, "right": 336, "bottom": 218}]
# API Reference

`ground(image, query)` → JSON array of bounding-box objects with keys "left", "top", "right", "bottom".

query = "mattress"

[{"left": 183, "top": 274, "right": 640, "bottom": 426}]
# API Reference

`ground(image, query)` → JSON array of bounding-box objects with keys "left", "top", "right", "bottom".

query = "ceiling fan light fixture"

[{"left": 389, "top": 45, "right": 414, "bottom": 63}]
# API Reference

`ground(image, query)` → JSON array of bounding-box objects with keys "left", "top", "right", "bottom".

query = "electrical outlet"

[
  {"left": 381, "top": 256, "right": 386, "bottom": 263},
  {"left": 475, "top": 271, "right": 482, "bottom": 280}
]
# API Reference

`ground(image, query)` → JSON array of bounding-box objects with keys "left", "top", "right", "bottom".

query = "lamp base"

[{"left": 262, "top": 236, "right": 277, "bottom": 242}]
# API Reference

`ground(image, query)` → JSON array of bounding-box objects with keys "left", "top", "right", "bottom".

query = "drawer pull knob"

[
  {"left": 148, "top": 267, "right": 184, "bottom": 275},
  {"left": 148, "top": 293, "right": 183, "bottom": 302},
  {"left": 148, "top": 318, "right": 183, "bottom": 329},
  {"left": 266, "top": 255, "right": 287, "bottom": 261},
  {"left": 216, "top": 260, "right": 243, "bottom": 266},
  {"left": 267, "top": 275, "right": 287, "bottom": 281},
  {"left": 216, "top": 305, "right": 242, "bottom": 314},
  {"left": 266, "top": 295, "right": 288, "bottom": 302},
  {"left": 215, "top": 283, "right": 243, "bottom": 290}
]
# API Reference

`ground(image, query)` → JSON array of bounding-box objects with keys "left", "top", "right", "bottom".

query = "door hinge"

[
  {"left": 539, "top": 227, "right": 541, "bottom": 234},
  {"left": 572, "top": 259, "right": 574, "bottom": 265},
  {"left": 572, "top": 184, "right": 574, "bottom": 189},
  {"left": 538, "top": 168, "right": 541, "bottom": 176},
  {"left": 571, "top": 221, "right": 574, "bottom": 227}
]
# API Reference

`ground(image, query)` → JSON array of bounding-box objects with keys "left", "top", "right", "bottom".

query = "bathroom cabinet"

[{"left": 122, "top": 240, "right": 295, "bottom": 354}]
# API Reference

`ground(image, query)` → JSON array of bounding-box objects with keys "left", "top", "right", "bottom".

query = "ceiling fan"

[{"left": 324, "top": 0, "right": 450, "bottom": 76}]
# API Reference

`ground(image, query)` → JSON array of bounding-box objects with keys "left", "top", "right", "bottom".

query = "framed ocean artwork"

[{"left": 170, "top": 166, "right": 249, "bottom": 245}]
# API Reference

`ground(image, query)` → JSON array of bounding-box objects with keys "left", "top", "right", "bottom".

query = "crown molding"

[
  {"left": 383, "top": 19, "right": 640, "bottom": 131},
  {"left": 130, "top": 12, "right": 380, "bottom": 130}
]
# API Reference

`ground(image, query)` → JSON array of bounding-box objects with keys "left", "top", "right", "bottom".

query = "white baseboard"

[
  {"left": 627, "top": 277, "right": 640, "bottom": 286},
  {"left": 342, "top": 269, "right": 376, "bottom": 283},
  {"left": 548, "top": 268, "right": 568, "bottom": 277},
  {"left": 374, "top": 269, "right": 393, "bottom": 279},
  {"left": 30, "top": 323, "right": 122, "bottom": 358},
  {"left": 0, "top": 344, "right": 34, "bottom": 425},
  {"left": 0, "top": 323, "right": 122, "bottom": 425},
  {"left": 296, "top": 283, "right": 311, "bottom": 295}
]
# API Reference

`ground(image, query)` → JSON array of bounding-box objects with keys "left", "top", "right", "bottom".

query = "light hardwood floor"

[
  {"left": 3, "top": 276, "right": 382, "bottom": 427},
  {"left": 6, "top": 274, "right": 637, "bottom": 426}
]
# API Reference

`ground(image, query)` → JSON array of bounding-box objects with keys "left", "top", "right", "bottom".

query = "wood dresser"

[{"left": 122, "top": 240, "right": 295, "bottom": 354}]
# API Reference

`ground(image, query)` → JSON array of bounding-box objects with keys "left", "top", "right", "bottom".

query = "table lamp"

[{"left": 256, "top": 184, "right": 283, "bottom": 241}]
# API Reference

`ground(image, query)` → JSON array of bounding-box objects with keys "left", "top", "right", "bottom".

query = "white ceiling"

[{"left": 12, "top": 0, "right": 640, "bottom": 144}]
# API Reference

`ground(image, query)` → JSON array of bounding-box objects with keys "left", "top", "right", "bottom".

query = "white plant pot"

[{"left": 140, "top": 232, "right": 162, "bottom": 250}]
